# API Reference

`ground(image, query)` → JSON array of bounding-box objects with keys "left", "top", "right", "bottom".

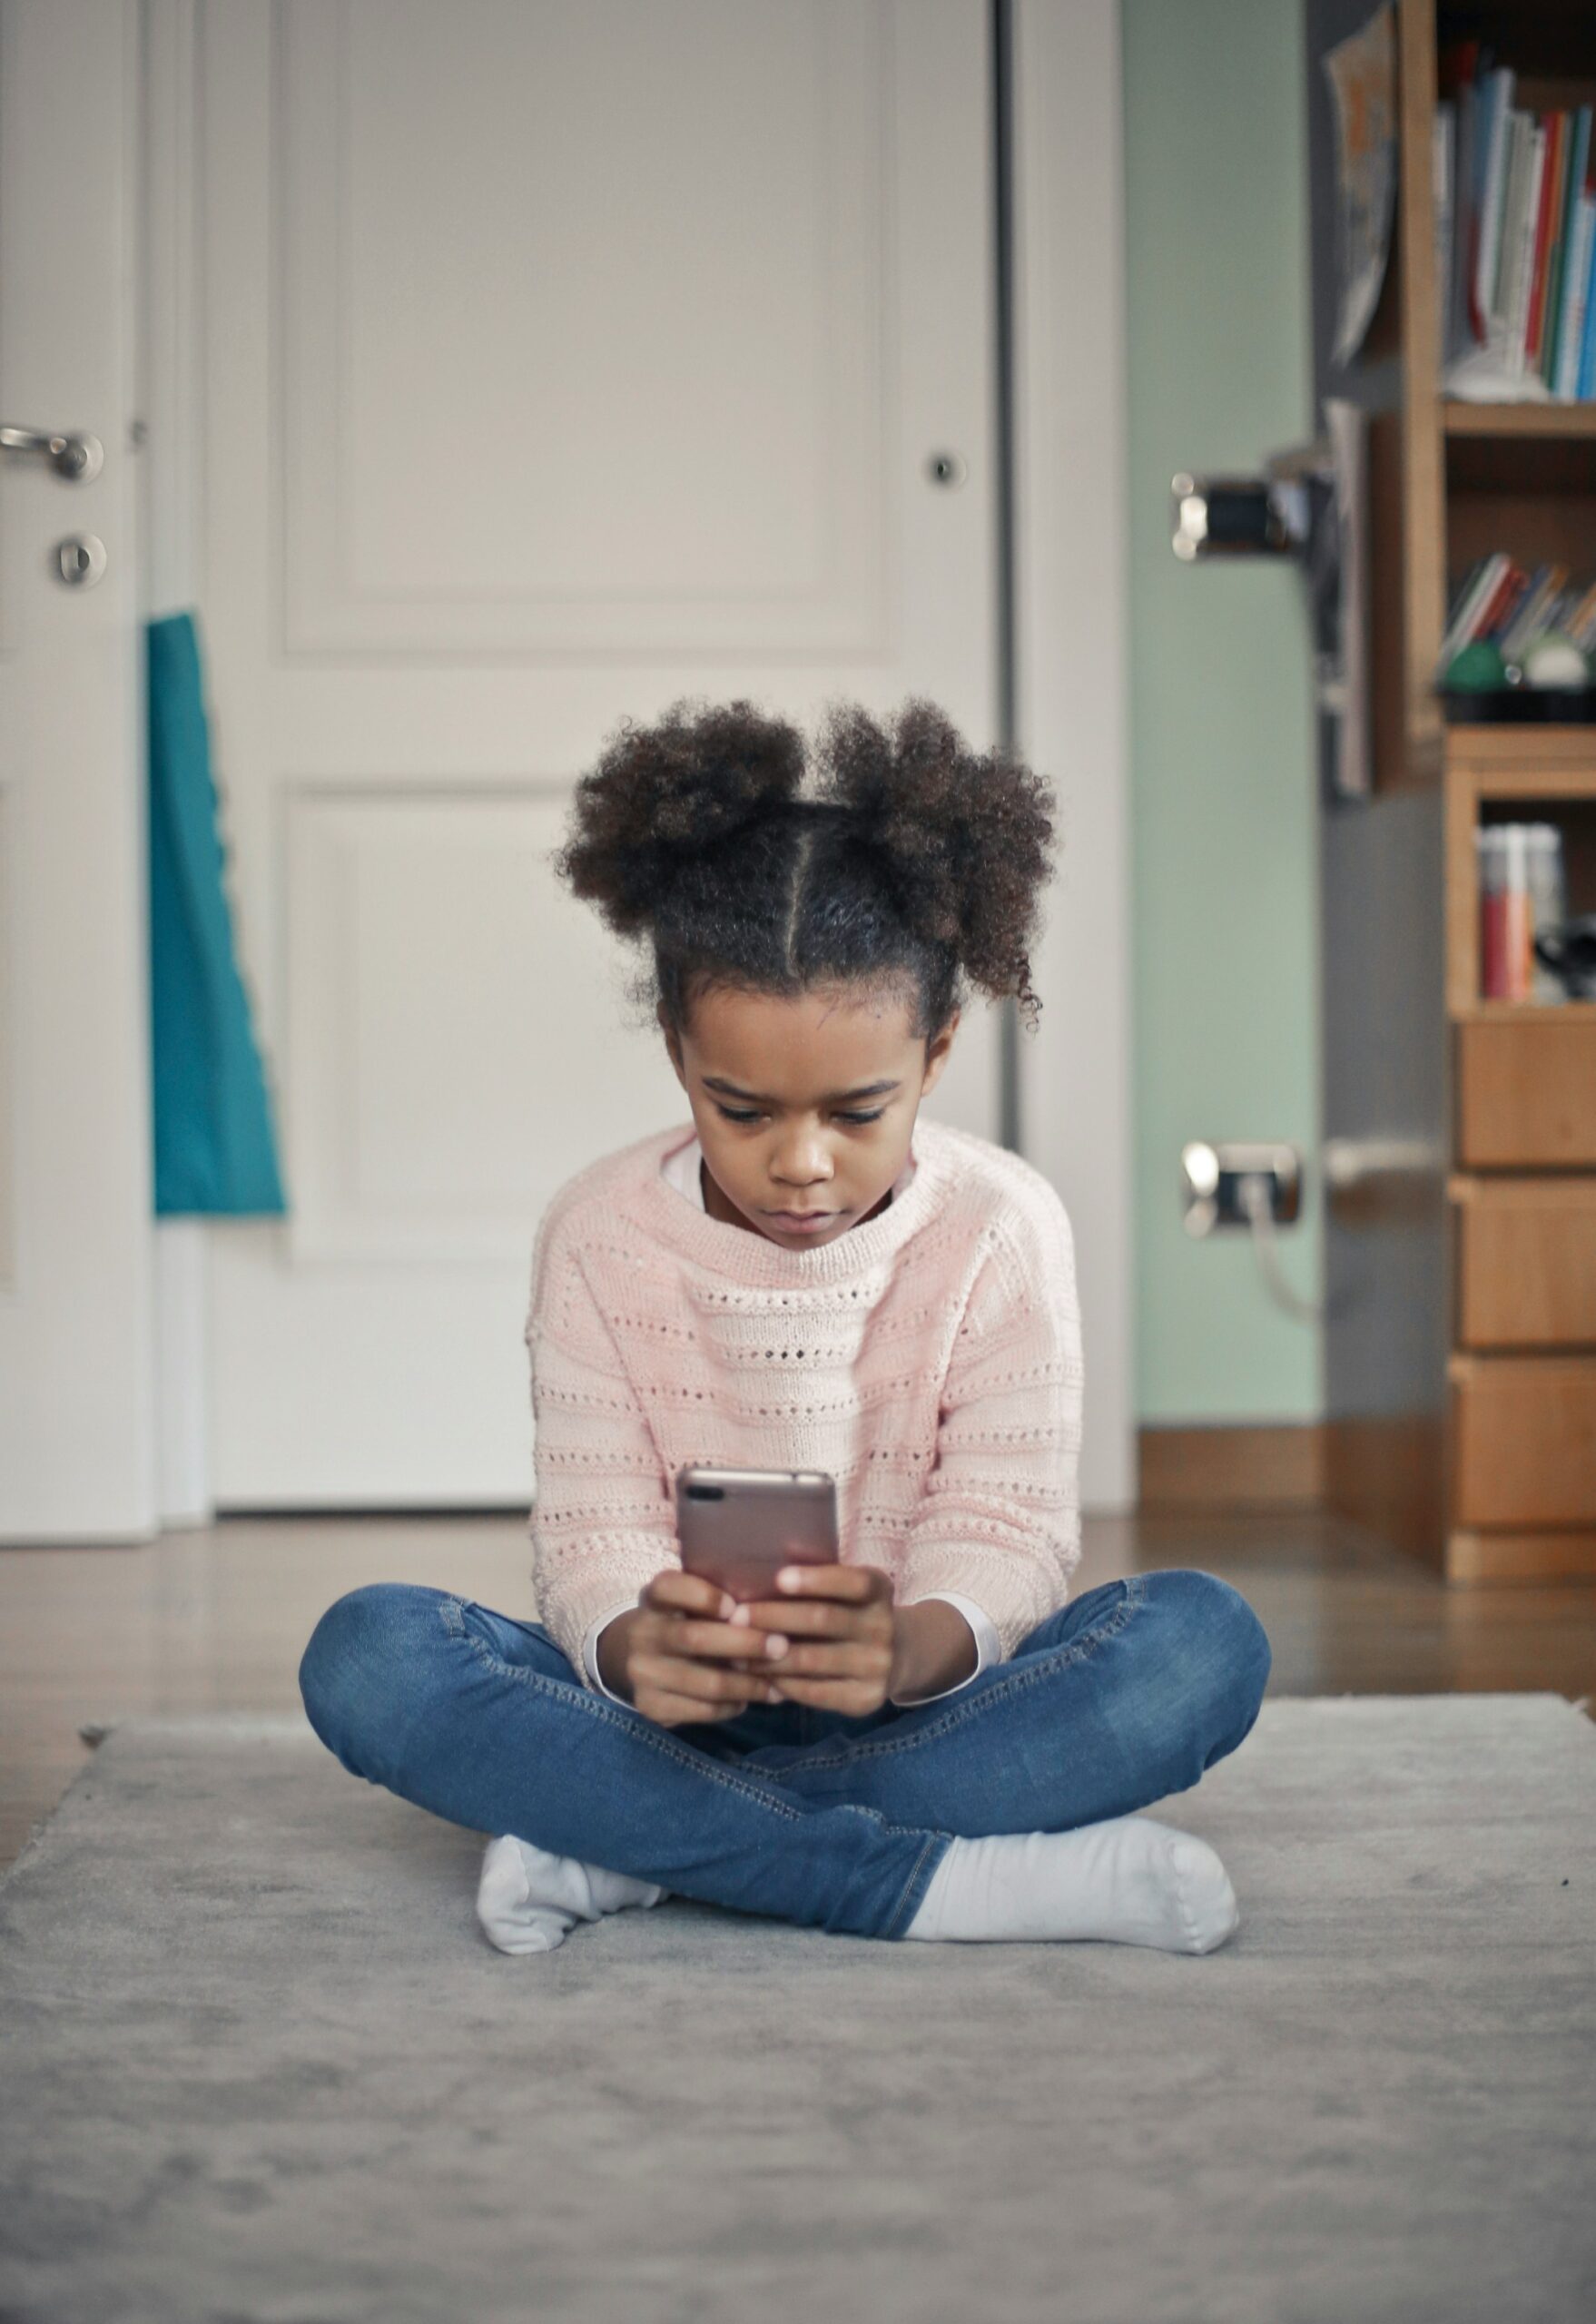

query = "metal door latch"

[{"left": 0, "top": 425, "right": 103, "bottom": 482}]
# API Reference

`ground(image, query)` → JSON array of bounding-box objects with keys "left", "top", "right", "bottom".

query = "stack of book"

[
  {"left": 1436, "top": 50, "right": 1596, "bottom": 399},
  {"left": 1441, "top": 558, "right": 1596, "bottom": 669}
]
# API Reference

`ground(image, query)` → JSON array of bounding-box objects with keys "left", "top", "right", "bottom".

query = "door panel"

[
  {"left": 201, "top": 0, "right": 999, "bottom": 1503},
  {"left": 282, "top": 787, "right": 684, "bottom": 1265},
  {"left": 280, "top": 0, "right": 889, "bottom": 656}
]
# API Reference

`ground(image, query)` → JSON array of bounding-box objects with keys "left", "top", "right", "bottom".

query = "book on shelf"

[
  {"left": 1438, "top": 44, "right": 1596, "bottom": 401},
  {"left": 1434, "top": 104, "right": 1453, "bottom": 337},
  {"left": 1564, "top": 191, "right": 1596, "bottom": 396},
  {"left": 1581, "top": 198, "right": 1596, "bottom": 399},
  {"left": 1439, "top": 553, "right": 1505, "bottom": 666},
  {"left": 1545, "top": 108, "right": 1588, "bottom": 387},
  {"left": 1525, "top": 110, "right": 1562, "bottom": 374},
  {"left": 1500, "top": 565, "right": 1569, "bottom": 663},
  {"left": 1502, "top": 114, "right": 1544, "bottom": 379}
]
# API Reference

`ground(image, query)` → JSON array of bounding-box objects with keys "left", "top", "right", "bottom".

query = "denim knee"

[
  {"left": 1147, "top": 1568, "right": 1272, "bottom": 1771},
  {"left": 299, "top": 1581, "right": 423, "bottom": 1765},
  {"left": 1201, "top": 1571, "right": 1270, "bottom": 1744},
  {"left": 1216, "top": 1571, "right": 1269, "bottom": 1709}
]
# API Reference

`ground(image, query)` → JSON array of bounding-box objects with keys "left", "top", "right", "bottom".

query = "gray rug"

[{"left": 1, "top": 1698, "right": 1592, "bottom": 2324}]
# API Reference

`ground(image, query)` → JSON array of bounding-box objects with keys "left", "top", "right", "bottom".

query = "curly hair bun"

[
  {"left": 817, "top": 698, "right": 1055, "bottom": 1013},
  {"left": 557, "top": 698, "right": 805, "bottom": 937}
]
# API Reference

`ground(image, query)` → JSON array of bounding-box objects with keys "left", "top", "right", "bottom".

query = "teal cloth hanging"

[{"left": 148, "top": 612, "right": 286, "bottom": 1216}]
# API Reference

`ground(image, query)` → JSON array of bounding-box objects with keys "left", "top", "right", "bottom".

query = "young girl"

[{"left": 300, "top": 698, "right": 1270, "bottom": 1955}]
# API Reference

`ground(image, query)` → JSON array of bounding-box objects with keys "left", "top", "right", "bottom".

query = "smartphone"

[{"left": 675, "top": 1465, "right": 839, "bottom": 1602}]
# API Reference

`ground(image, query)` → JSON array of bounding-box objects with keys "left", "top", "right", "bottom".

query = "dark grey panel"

[{"left": 1306, "top": 1, "right": 1448, "bottom": 1471}]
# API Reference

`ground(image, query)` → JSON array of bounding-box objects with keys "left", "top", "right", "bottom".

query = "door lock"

[{"left": 54, "top": 534, "right": 107, "bottom": 588}]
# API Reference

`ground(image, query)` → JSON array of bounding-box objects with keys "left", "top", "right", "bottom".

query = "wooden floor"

[{"left": 3, "top": 1507, "right": 1593, "bottom": 1870}]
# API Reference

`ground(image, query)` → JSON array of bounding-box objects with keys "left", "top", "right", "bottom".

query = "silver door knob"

[
  {"left": 54, "top": 534, "right": 107, "bottom": 588},
  {"left": 1, "top": 425, "right": 103, "bottom": 481}
]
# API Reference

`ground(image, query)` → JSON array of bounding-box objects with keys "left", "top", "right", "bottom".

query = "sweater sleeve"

[
  {"left": 894, "top": 1194, "right": 1084, "bottom": 1659},
  {"left": 525, "top": 1215, "right": 680, "bottom": 1677}
]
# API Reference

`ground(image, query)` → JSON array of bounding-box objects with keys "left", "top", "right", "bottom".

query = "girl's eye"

[{"left": 713, "top": 1104, "right": 883, "bottom": 1127}]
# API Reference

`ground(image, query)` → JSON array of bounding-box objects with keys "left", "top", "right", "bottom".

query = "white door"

[
  {"left": 192, "top": 0, "right": 1000, "bottom": 1506},
  {"left": 0, "top": 0, "right": 155, "bottom": 1540}
]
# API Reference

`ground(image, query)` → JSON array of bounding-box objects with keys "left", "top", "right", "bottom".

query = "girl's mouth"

[{"left": 765, "top": 1209, "right": 838, "bottom": 1234}]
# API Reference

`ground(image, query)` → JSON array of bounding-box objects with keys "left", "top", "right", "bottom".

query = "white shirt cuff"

[
  {"left": 890, "top": 1590, "right": 1001, "bottom": 1706},
  {"left": 582, "top": 1600, "right": 643, "bottom": 1700}
]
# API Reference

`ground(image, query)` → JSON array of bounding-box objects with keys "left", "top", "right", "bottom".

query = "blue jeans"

[{"left": 299, "top": 1569, "right": 1270, "bottom": 1942}]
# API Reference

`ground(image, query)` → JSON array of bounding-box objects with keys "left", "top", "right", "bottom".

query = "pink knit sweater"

[{"left": 525, "top": 1118, "right": 1084, "bottom": 1679}]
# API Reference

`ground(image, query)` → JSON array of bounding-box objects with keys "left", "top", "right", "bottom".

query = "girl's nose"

[{"left": 771, "top": 1136, "right": 833, "bottom": 1187}]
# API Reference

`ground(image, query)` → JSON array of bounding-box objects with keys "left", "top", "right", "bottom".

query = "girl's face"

[{"left": 663, "top": 982, "right": 957, "bottom": 1251}]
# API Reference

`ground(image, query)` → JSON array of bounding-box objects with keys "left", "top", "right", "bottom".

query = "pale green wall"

[{"left": 1122, "top": 0, "right": 1322, "bottom": 1422}]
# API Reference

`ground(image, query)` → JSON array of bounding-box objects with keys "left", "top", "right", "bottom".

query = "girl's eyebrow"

[{"left": 702, "top": 1076, "right": 902, "bottom": 1105}]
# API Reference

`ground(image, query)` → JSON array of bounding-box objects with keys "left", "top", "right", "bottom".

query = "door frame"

[
  {"left": 142, "top": 0, "right": 212, "bottom": 1523},
  {"left": 141, "top": 0, "right": 1135, "bottom": 1518},
  {"left": 1, "top": 0, "right": 156, "bottom": 1540},
  {"left": 1011, "top": 0, "right": 1134, "bottom": 1512}
]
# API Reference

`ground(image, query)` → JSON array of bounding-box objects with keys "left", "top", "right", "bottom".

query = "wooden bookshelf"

[
  {"left": 1312, "top": 0, "right": 1596, "bottom": 1584},
  {"left": 1446, "top": 726, "right": 1596, "bottom": 775},
  {"left": 1453, "top": 999, "right": 1596, "bottom": 1020},
  {"left": 1443, "top": 401, "right": 1596, "bottom": 439},
  {"left": 1443, "top": 731, "right": 1596, "bottom": 1015}
]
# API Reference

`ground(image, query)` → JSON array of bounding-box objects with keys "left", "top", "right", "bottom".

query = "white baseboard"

[{"left": 154, "top": 1220, "right": 212, "bottom": 1524}]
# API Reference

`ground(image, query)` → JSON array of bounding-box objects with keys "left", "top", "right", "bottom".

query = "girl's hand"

[
  {"left": 599, "top": 1571, "right": 791, "bottom": 1728},
  {"left": 734, "top": 1569, "right": 980, "bottom": 1712},
  {"left": 731, "top": 1564, "right": 901, "bottom": 1716}
]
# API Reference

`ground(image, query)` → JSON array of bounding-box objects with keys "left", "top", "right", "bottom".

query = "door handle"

[{"left": 0, "top": 425, "right": 103, "bottom": 481}]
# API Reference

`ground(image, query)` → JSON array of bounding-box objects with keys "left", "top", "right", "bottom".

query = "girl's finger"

[
  {"left": 636, "top": 1688, "right": 751, "bottom": 1727},
  {"left": 767, "top": 1676, "right": 881, "bottom": 1713},
  {"left": 770, "top": 1640, "right": 891, "bottom": 1681},
  {"left": 630, "top": 1654, "right": 773, "bottom": 1707},
  {"left": 773, "top": 1563, "right": 890, "bottom": 1604},
  {"left": 644, "top": 1571, "right": 736, "bottom": 1621},
  {"left": 733, "top": 1599, "right": 861, "bottom": 1640},
  {"left": 670, "top": 1620, "right": 792, "bottom": 1661}
]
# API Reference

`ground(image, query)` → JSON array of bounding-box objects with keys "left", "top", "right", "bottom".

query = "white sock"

[
  {"left": 476, "top": 1835, "right": 668, "bottom": 1956},
  {"left": 905, "top": 1817, "right": 1240, "bottom": 1954}
]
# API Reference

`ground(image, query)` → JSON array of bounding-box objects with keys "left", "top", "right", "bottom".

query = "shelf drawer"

[
  {"left": 1456, "top": 1018, "right": 1596, "bottom": 1167},
  {"left": 1451, "top": 1356, "right": 1596, "bottom": 1528},
  {"left": 1453, "top": 1178, "right": 1596, "bottom": 1346}
]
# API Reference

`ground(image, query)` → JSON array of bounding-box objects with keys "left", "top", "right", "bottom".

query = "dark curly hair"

[{"left": 556, "top": 696, "right": 1056, "bottom": 1038}]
